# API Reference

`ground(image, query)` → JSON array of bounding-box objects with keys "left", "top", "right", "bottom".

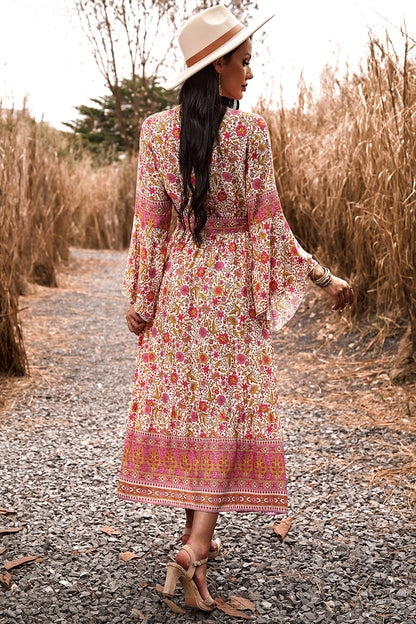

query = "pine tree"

[{"left": 64, "top": 76, "right": 176, "bottom": 159}]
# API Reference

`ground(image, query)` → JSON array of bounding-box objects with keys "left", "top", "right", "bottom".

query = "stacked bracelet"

[{"left": 310, "top": 265, "right": 332, "bottom": 288}]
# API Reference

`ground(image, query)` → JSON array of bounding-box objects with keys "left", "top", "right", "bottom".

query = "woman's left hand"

[
  {"left": 322, "top": 275, "right": 354, "bottom": 312},
  {"left": 126, "top": 304, "right": 147, "bottom": 335}
]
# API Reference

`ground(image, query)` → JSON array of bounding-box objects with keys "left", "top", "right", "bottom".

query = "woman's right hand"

[
  {"left": 126, "top": 305, "right": 147, "bottom": 335},
  {"left": 322, "top": 275, "right": 354, "bottom": 312},
  {"left": 311, "top": 264, "right": 354, "bottom": 312}
]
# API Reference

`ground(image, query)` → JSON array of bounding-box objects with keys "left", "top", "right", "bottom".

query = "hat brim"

[{"left": 164, "top": 13, "right": 274, "bottom": 90}]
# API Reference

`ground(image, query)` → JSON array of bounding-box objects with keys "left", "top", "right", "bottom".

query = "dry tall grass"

[
  {"left": 0, "top": 106, "right": 135, "bottom": 376},
  {"left": 257, "top": 35, "right": 416, "bottom": 377},
  {"left": 0, "top": 108, "right": 71, "bottom": 375},
  {"left": 70, "top": 157, "right": 136, "bottom": 250}
]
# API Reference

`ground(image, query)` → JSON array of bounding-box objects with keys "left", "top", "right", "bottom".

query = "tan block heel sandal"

[{"left": 163, "top": 545, "right": 216, "bottom": 612}]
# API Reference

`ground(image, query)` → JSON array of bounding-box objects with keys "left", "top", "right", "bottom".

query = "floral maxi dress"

[{"left": 117, "top": 107, "right": 314, "bottom": 514}]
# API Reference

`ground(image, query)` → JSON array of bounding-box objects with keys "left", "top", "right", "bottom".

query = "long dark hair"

[{"left": 178, "top": 63, "right": 226, "bottom": 245}]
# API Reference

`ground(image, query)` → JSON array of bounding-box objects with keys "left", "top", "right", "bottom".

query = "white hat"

[{"left": 165, "top": 5, "right": 274, "bottom": 90}]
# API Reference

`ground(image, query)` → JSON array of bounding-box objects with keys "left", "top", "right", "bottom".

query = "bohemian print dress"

[{"left": 117, "top": 106, "right": 314, "bottom": 514}]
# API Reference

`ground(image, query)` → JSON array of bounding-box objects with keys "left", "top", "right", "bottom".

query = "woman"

[{"left": 118, "top": 5, "right": 354, "bottom": 612}]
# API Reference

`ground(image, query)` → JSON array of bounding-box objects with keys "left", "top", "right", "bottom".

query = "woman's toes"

[{"left": 210, "top": 537, "right": 221, "bottom": 554}]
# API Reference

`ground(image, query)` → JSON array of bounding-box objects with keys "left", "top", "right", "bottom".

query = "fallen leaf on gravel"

[
  {"left": 229, "top": 596, "right": 256, "bottom": 612},
  {"left": 98, "top": 526, "right": 121, "bottom": 536},
  {"left": 0, "top": 526, "right": 24, "bottom": 534},
  {"left": 139, "top": 582, "right": 147, "bottom": 588},
  {"left": 163, "top": 598, "right": 186, "bottom": 614},
  {"left": 121, "top": 551, "right": 140, "bottom": 562},
  {"left": 273, "top": 516, "right": 294, "bottom": 542},
  {"left": 215, "top": 596, "right": 252, "bottom": 619},
  {"left": 0, "top": 509, "right": 16, "bottom": 515},
  {"left": 155, "top": 583, "right": 165, "bottom": 593},
  {"left": 0, "top": 571, "right": 13, "bottom": 590},
  {"left": 84, "top": 548, "right": 97, "bottom": 554},
  {"left": 5, "top": 556, "right": 44, "bottom": 570},
  {"left": 131, "top": 609, "right": 145, "bottom": 619},
  {"left": 0, "top": 548, "right": 7, "bottom": 555}
]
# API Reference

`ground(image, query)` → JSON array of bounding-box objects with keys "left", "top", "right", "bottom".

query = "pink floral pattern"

[{"left": 118, "top": 107, "right": 314, "bottom": 514}]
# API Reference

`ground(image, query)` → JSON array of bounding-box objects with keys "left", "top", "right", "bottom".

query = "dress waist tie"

[{"left": 177, "top": 215, "right": 249, "bottom": 235}]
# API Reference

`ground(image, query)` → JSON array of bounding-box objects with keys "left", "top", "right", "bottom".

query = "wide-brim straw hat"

[{"left": 165, "top": 5, "right": 274, "bottom": 90}]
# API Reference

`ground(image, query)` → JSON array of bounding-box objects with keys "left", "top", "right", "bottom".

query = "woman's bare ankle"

[{"left": 177, "top": 541, "right": 209, "bottom": 565}]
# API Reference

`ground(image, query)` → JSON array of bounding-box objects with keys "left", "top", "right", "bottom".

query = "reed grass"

[
  {"left": 257, "top": 35, "right": 416, "bottom": 372},
  {"left": 0, "top": 107, "right": 71, "bottom": 375},
  {"left": 0, "top": 105, "right": 135, "bottom": 376},
  {"left": 70, "top": 156, "right": 136, "bottom": 250}
]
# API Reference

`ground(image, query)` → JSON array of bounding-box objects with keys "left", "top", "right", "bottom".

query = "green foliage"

[{"left": 64, "top": 76, "right": 177, "bottom": 160}]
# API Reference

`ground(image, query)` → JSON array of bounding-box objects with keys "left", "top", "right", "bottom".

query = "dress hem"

[{"left": 117, "top": 492, "right": 287, "bottom": 515}]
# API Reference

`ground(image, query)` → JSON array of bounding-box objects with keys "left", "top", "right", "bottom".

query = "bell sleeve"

[
  {"left": 122, "top": 117, "right": 172, "bottom": 321},
  {"left": 246, "top": 115, "right": 316, "bottom": 331}
]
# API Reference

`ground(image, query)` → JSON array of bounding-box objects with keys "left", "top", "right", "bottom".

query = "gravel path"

[{"left": 1, "top": 249, "right": 415, "bottom": 624}]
